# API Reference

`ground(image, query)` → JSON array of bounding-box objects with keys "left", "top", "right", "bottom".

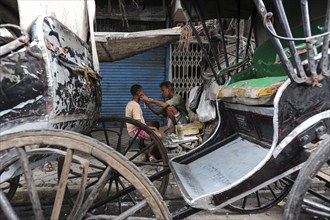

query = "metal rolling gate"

[{"left": 100, "top": 47, "right": 168, "bottom": 126}]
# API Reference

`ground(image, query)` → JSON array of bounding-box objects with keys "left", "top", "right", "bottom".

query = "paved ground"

[{"left": 183, "top": 208, "right": 284, "bottom": 220}]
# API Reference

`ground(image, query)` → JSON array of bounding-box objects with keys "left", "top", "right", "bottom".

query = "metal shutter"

[{"left": 100, "top": 47, "right": 168, "bottom": 125}]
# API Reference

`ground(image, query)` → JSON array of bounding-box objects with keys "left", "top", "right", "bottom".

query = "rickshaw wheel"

[
  {"left": 89, "top": 115, "right": 170, "bottom": 197},
  {"left": 284, "top": 135, "right": 330, "bottom": 220},
  {"left": 225, "top": 176, "right": 294, "bottom": 214},
  {"left": 0, "top": 130, "right": 170, "bottom": 220}
]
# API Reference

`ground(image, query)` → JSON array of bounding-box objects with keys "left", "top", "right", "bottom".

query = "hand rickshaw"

[{"left": 0, "top": 0, "right": 329, "bottom": 219}]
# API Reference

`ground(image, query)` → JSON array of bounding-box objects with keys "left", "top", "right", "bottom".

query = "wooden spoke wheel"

[
  {"left": 0, "top": 130, "right": 170, "bottom": 220},
  {"left": 225, "top": 176, "right": 294, "bottom": 214},
  {"left": 89, "top": 116, "right": 170, "bottom": 197},
  {"left": 284, "top": 135, "right": 330, "bottom": 220}
]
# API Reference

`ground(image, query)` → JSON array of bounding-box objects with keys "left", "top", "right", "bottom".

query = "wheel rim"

[
  {"left": 0, "top": 130, "right": 170, "bottom": 220},
  {"left": 225, "top": 177, "right": 293, "bottom": 214},
  {"left": 90, "top": 116, "right": 170, "bottom": 195},
  {"left": 284, "top": 135, "right": 330, "bottom": 220}
]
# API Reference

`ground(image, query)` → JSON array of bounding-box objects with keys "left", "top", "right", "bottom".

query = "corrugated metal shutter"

[{"left": 100, "top": 47, "right": 167, "bottom": 125}]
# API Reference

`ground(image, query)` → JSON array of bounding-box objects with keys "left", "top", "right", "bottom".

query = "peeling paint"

[{"left": 1, "top": 16, "right": 101, "bottom": 135}]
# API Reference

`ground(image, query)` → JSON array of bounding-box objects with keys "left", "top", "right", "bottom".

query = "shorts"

[{"left": 128, "top": 128, "right": 150, "bottom": 140}]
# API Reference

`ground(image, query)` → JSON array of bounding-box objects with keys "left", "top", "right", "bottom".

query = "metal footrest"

[{"left": 170, "top": 137, "right": 268, "bottom": 207}]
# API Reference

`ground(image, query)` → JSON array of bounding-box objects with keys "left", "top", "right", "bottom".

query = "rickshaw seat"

[
  {"left": 216, "top": 18, "right": 325, "bottom": 106},
  {"left": 218, "top": 76, "right": 287, "bottom": 105},
  {"left": 218, "top": 40, "right": 288, "bottom": 105}
]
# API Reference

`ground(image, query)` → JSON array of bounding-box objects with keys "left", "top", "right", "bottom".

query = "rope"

[
  {"left": 45, "top": 38, "right": 101, "bottom": 89},
  {"left": 177, "top": 24, "right": 192, "bottom": 51}
]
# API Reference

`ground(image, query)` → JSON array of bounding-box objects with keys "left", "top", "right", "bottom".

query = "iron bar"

[
  {"left": 124, "top": 130, "right": 140, "bottom": 156},
  {"left": 188, "top": 20, "right": 220, "bottom": 81},
  {"left": 193, "top": 0, "right": 222, "bottom": 71},
  {"left": 242, "top": 196, "right": 247, "bottom": 209},
  {"left": 320, "top": 0, "right": 330, "bottom": 76},
  {"left": 89, "top": 167, "right": 171, "bottom": 210},
  {"left": 267, "top": 185, "right": 277, "bottom": 199},
  {"left": 244, "top": 8, "right": 255, "bottom": 60},
  {"left": 253, "top": 0, "right": 305, "bottom": 83},
  {"left": 126, "top": 127, "right": 142, "bottom": 156},
  {"left": 147, "top": 167, "right": 171, "bottom": 181},
  {"left": 273, "top": 0, "right": 306, "bottom": 78},
  {"left": 102, "top": 122, "right": 110, "bottom": 146},
  {"left": 256, "top": 191, "right": 261, "bottom": 207},
  {"left": 172, "top": 205, "right": 201, "bottom": 220},
  {"left": 118, "top": 121, "right": 125, "bottom": 152},
  {"left": 303, "top": 207, "right": 330, "bottom": 218},
  {"left": 300, "top": 0, "right": 317, "bottom": 76},
  {"left": 184, "top": 2, "right": 219, "bottom": 81},
  {"left": 236, "top": 0, "right": 241, "bottom": 64},
  {"left": 306, "top": 187, "right": 330, "bottom": 204},
  {"left": 215, "top": 0, "right": 229, "bottom": 67},
  {"left": 303, "top": 198, "right": 330, "bottom": 214},
  {"left": 116, "top": 177, "right": 122, "bottom": 213},
  {"left": 128, "top": 143, "right": 151, "bottom": 161},
  {"left": 118, "top": 177, "right": 137, "bottom": 205},
  {"left": 262, "top": 29, "right": 330, "bottom": 41}
]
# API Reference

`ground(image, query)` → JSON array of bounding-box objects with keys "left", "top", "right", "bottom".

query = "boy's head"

[
  {"left": 131, "top": 84, "right": 144, "bottom": 100},
  {"left": 130, "top": 84, "right": 144, "bottom": 97}
]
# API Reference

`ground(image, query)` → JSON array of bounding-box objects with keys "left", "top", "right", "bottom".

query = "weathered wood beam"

[{"left": 95, "top": 27, "right": 181, "bottom": 62}]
